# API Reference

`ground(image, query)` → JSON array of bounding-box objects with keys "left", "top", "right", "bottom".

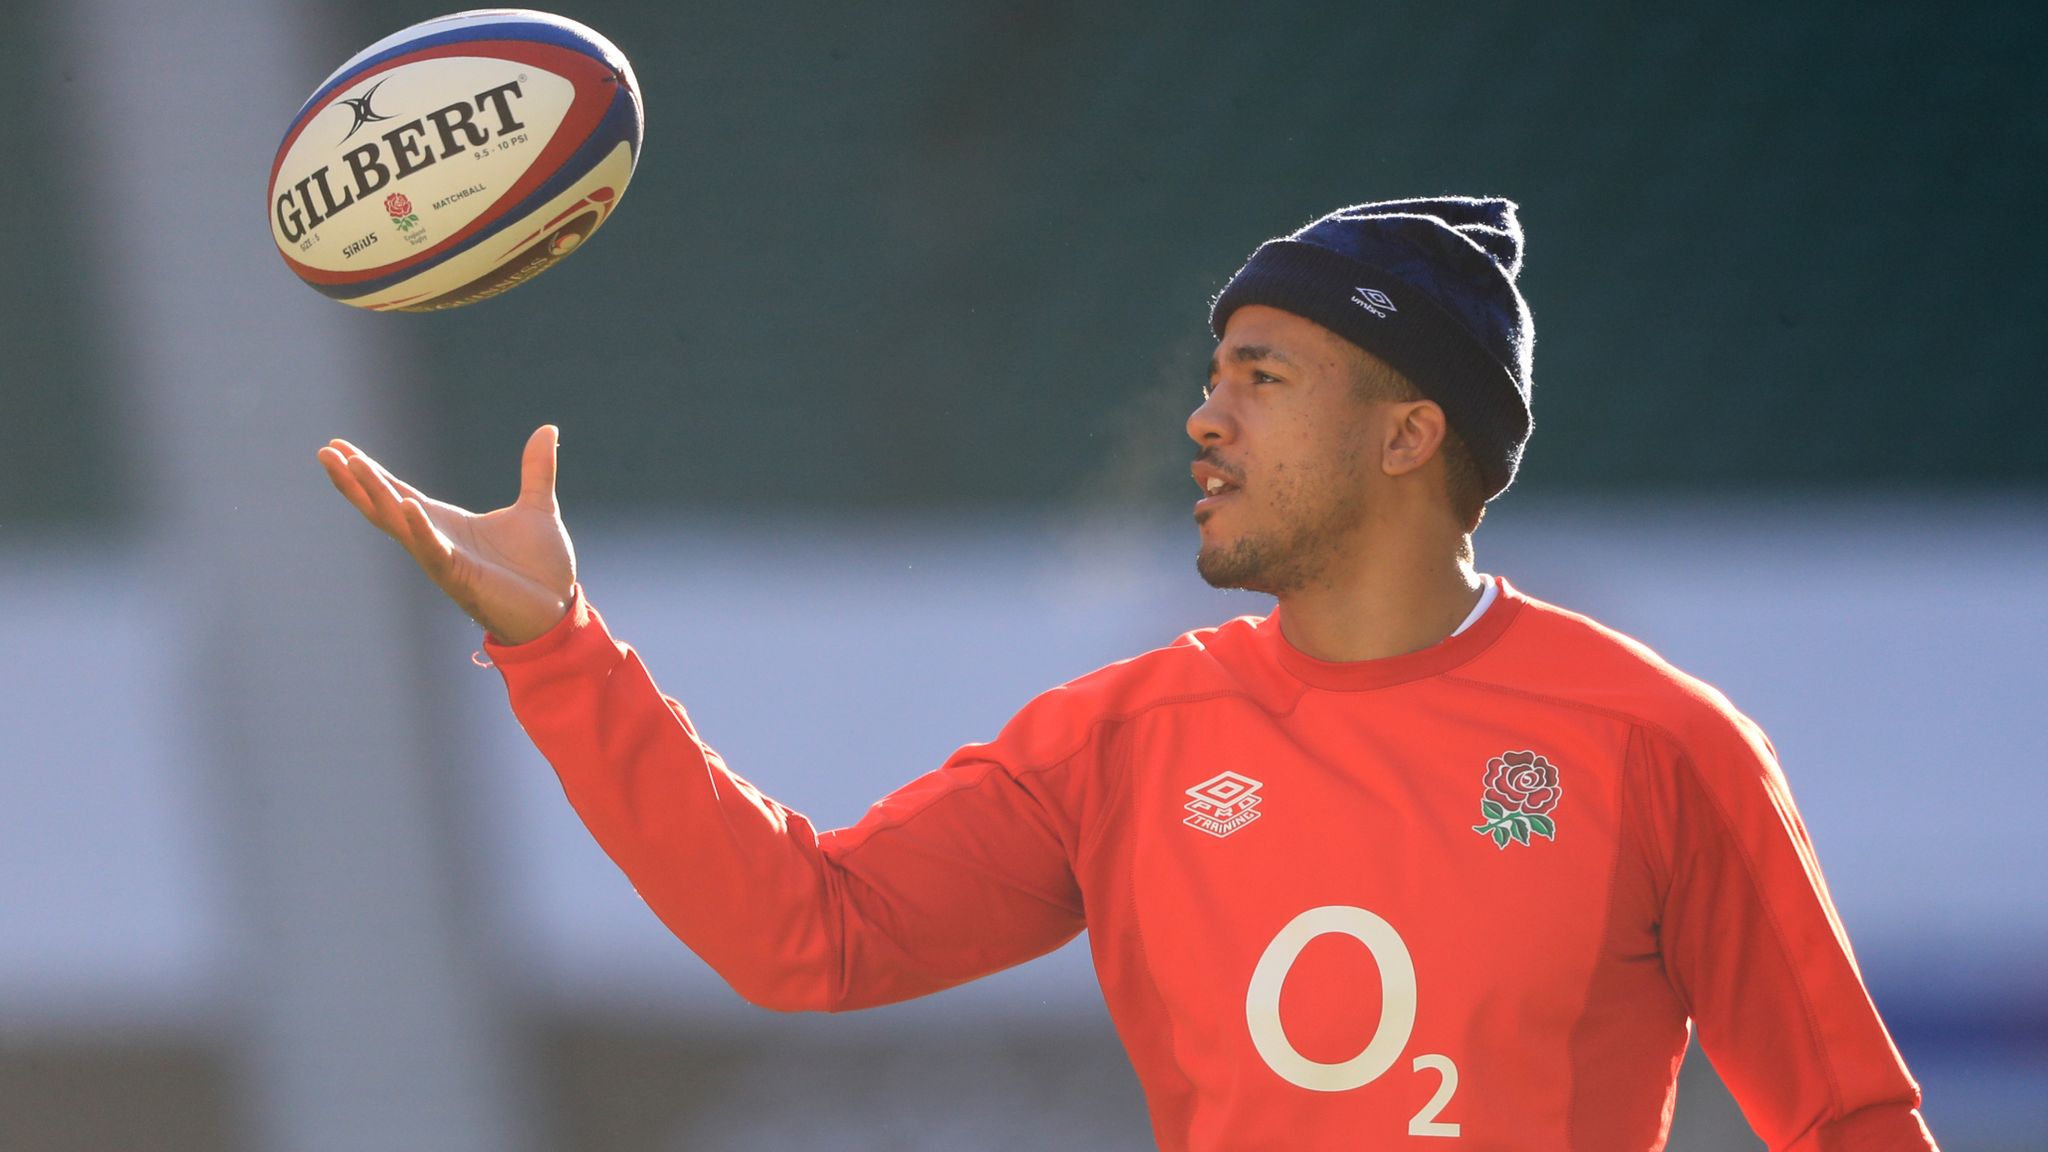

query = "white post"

[{"left": 57, "top": 2, "right": 529, "bottom": 1149}]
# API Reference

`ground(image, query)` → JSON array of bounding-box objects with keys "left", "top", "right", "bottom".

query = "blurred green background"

[{"left": 7, "top": 0, "right": 2043, "bottom": 529}]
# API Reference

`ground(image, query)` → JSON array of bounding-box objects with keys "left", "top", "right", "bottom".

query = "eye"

[{"left": 1251, "top": 370, "right": 1280, "bottom": 384}]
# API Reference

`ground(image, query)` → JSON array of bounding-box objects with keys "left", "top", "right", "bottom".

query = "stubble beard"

[
  {"left": 1195, "top": 475, "right": 1368, "bottom": 597},
  {"left": 1197, "top": 531, "right": 1311, "bottom": 596}
]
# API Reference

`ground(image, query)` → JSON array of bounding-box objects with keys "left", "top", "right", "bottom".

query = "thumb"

[{"left": 518, "top": 424, "right": 559, "bottom": 511}]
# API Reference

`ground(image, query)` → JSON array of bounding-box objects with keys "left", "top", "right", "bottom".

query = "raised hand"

[{"left": 317, "top": 425, "right": 577, "bottom": 644}]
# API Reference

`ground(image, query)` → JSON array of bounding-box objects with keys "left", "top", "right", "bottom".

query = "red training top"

[{"left": 486, "top": 577, "right": 1937, "bottom": 1151}]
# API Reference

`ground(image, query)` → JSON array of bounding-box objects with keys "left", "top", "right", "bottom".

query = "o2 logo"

[{"left": 1246, "top": 905, "right": 1461, "bottom": 1137}]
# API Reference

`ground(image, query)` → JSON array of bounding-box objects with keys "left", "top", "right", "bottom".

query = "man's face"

[{"left": 1188, "top": 305, "right": 1386, "bottom": 595}]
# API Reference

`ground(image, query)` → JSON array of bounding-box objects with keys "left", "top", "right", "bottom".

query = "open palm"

[{"left": 317, "top": 425, "right": 576, "bottom": 644}]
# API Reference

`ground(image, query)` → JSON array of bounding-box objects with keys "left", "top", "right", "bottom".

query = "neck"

[{"left": 1275, "top": 526, "right": 1483, "bottom": 663}]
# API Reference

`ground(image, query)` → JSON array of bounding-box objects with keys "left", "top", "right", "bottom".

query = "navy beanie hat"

[{"left": 1209, "top": 196, "right": 1535, "bottom": 500}]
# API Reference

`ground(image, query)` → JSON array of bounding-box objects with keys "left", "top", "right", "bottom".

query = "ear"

[{"left": 1380, "top": 399, "right": 1449, "bottom": 479}]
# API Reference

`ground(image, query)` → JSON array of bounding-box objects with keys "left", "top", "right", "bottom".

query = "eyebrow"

[{"left": 1207, "top": 344, "right": 1293, "bottom": 378}]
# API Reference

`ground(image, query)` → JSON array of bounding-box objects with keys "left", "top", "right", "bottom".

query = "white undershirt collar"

[{"left": 1450, "top": 574, "right": 1498, "bottom": 637}]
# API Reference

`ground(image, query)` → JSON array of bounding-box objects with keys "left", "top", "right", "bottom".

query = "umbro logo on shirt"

[{"left": 1183, "top": 771, "right": 1265, "bottom": 838}]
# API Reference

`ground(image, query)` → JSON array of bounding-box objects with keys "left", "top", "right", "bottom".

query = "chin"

[
  {"left": 1198, "top": 520, "right": 1331, "bottom": 597},
  {"left": 1196, "top": 539, "right": 1279, "bottom": 595}
]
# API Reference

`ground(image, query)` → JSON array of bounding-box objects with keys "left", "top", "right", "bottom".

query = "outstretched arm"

[
  {"left": 320, "top": 427, "right": 1088, "bottom": 1009},
  {"left": 486, "top": 597, "right": 1088, "bottom": 1011}
]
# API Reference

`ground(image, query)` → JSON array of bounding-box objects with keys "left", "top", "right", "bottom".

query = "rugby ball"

[{"left": 269, "top": 10, "right": 641, "bottom": 312}]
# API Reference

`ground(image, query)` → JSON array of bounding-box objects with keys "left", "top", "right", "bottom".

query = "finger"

[
  {"left": 518, "top": 424, "right": 559, "bottom": 512},
  {"left": 384, "top": 469, "right": 433, "bottom": 505},
  {"left": 320, "top": 449, "right": 381, "bottom": 524},
  {"left": 316, "top": 446, "right": 379, "bottom": 521},
  {"left": 401, "top": 497, "right": 457, "bottom": 581},
  {"left": 347, "top": 453, "right": 416, "bottom": 543},
  {"left": 359, "top": 452, "right": 432, "bottom": 505},
  {"left": 333, "top": 439, "right": 437, "bottom": 505}
]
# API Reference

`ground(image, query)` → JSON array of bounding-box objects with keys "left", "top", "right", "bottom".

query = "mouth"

[{"left": 1191, "top": 462, "right": 1242, "bottom": 519}]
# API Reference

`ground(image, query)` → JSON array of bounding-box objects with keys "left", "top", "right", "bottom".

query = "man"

[{"left": 318, "top": 198, "right": 1938, "bottom": 1149}]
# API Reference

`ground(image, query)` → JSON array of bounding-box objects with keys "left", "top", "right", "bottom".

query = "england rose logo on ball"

[
  {"left": 1471, "top": 750, "right": 1561, "bottom": 849},
  {"left": 385, "top": 192, "right": 419, "bottom": 233}
]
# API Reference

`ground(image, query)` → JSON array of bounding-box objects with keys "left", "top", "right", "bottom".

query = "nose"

[{"left": 1187, "top": 387, "right": 1234, "bottom": 446}]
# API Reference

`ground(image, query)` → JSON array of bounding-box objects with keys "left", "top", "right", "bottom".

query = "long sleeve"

[
  {"left": 1634, "top": 716, "right": 1939, "bottom": 1151},
  {"left": 484, "top": 592, "right": 1089, "bottom": 1012}
]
